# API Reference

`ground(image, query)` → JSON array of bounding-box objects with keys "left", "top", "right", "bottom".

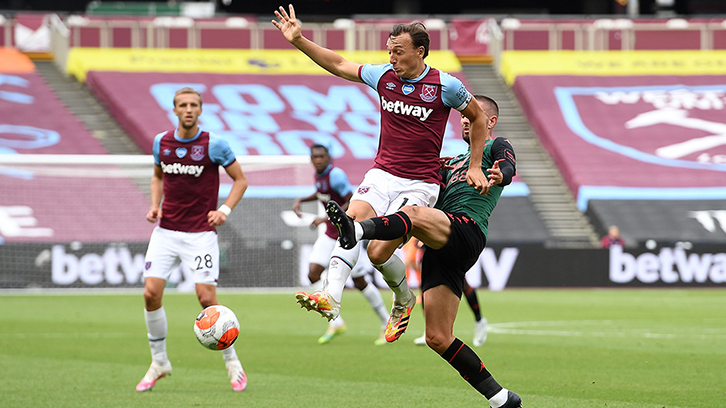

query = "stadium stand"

[
  {"left": 511, "top": 71, "right": 726, "bottom": 245},
  {"left": 2, "top": 12, "right": 724, "bottom": 289}
]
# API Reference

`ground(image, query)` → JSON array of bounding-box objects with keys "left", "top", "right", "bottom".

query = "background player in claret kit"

[
  {"left": 136, "top": 87, "right": 249, "bottom": 393},
  {"left": 326, "top": 95, "right": 522, "bottom": 408},
  {"left": 293, "top": 144, "right": 389, "bottom": 345},
  {"left": 272, "top": 4, "right": 490, "bottom": 343}
]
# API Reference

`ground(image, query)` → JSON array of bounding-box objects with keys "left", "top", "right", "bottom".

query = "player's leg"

[
  {"left": 463, "top": 282, "right": 488, "bottom": 346},
  {"left": 423, "top": 285, "right": 519, "bottom": 408},
  {"left": 137, "top": 227, "right": 176, "bottom": 392},
  {"left": 299, "top": 235, "right": 347, "bottom": 343},
  {"left": 351, "top": 261, "right": 389, "bottom": 345},
  {"left": 421, "top": 219, "right": 521, "bottom": 408},
  {"left": 183, "top": 231, "right": 247, "bottom": 392},
  {"left": 297, "top": 199, "right": 375, "bottom": 320}
]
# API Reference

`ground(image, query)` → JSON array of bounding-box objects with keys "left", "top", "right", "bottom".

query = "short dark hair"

[
  {"left": 310, "top": 144, "right": 329, "bottom": 154},
  {"left": 389, "top": 22, "right": 430, "bottom": 59},
  {"left": 473, "top": 95, "right": 499, "bottom": 116}
]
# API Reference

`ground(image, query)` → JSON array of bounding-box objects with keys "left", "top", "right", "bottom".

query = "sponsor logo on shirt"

[
  {"left": 380, "top": 96, "right": 434, "bottom": 122},
  {"left": 160, "top": 161, "right": 205, "bottom": 177},
  {"left": 191, "top": 145, "right": 205, "bottom": 161},
  {"left": 420, "top": 84, "right": 438, "bottom": 103},
  {"left": 357, "top": 186, "right": 370, "bottom": 194},
  {"left": 176, "top": 147, "right": 187, "bottom": 158},
  {"left": 386, "top": 82, "right": 396, "bottom": 90},
  {"left": 163, "top": 149, "right": 171, "bottom": 156},
  {"left": 402, "top": 84, "right": 415, "bottom": 95}
]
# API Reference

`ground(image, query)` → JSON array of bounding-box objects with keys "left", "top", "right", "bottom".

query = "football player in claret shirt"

[
  {"left": 136, "top": 87, "right": 249, "bottom": 393},
  {"left": 273, "top": 4, "right": 491, "bottom": 343},
  {"left": 292, "top": 144, "right": 389, "bottom": 345},
  {"left": 326, "top": 96, "right": 522, "bottom": 408}
]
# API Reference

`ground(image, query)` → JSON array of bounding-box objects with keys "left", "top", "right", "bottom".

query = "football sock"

[
  {"left": 489, "top": 388, "right": 510, "bottom": 408},
  {"left": 329, "top": 315, "right": 346, "bottom": 328},
  {"left": 309, "top": 274, "right": 324, "bottom": 291},
  {"left": 440, "top": 338, "right": 502, "bottom": 400},
  {"left": 464, "top": 285, "right": 482, "bottom": 322},
  {"left": 324, "top": 241, "right": 361, "bottom": 303},
  {"left": 221, "top": 345, "right": 238, "bottom": 363},
  {"left": 360, "top": 283, "right": 389, "bottom": 325},
  {"left": 359, "top": 211, "right": 412, "bottom": 241},
  {"left": 373, "top": 254, "right": 413, "bottom": 305},
  {"left": 145, "top": 306, "right": 168, "bottom": 365}
]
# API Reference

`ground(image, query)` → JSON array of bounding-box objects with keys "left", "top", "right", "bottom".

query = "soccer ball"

[{"left": 194, "top": 305, "right": 240, "bottom": 350}]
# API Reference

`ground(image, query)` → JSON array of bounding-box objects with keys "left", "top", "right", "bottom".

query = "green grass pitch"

[{"left": 1, "top": 288, "right": 724, "bottom": 407}]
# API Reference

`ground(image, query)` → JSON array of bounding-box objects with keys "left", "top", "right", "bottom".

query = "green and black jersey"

[{"left": 436, "top": 137, "right": 516, "bottom": 238}]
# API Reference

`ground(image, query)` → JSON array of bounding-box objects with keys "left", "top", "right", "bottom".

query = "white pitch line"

[
  {"left": 487, "top": 320, "right": 726, "bottom": 340},
  {"left": 0, "top": 332, "right": 133, "bottom": 339}
]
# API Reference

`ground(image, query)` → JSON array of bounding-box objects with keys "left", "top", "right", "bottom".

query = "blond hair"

[{"left": 173, "top": 87, "right": 202, "bottom": 107}]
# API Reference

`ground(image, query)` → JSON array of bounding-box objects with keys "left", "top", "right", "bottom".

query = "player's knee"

[
  {"left": 367, "top": 244, "right": 395, "bottom": 265},
  {"left": 143, "top": 289, "right": 162, "bottom": 310},
  {"left": 424, "top": 330, "right": 450, "bottom": 354},
  {"left": 197, "top": 293, "right": 217, "bottom": 308},
  {"left": 400, "top": 205, "right": 423, "bottom": 223}
]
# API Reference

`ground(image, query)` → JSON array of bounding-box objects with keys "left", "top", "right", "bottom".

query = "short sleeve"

[
  {"left": 208, "top": 133, "right": 237, "bottom": 167},
  {"left": 329, "top": 167, "right": 353, "bottom": 197},
  {"left": 360, "top": 63, "right": 392, "bottom": 90},
  {"left": 440, "top": 71, "right": 472, "bottom": 111},
  {"left": 152, "top": 132, "right": 166, "bottom": 165}
]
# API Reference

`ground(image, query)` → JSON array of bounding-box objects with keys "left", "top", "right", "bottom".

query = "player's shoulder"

[
  {"left": 207, "top": 131, "right": 230, "bottom": 147},
  {"left": 360, "top": 63, "right": 394, "bottom": 85},
  {"left": 436, "top": 70, "right": 464, "bottom": 87},
  {"left": 329, "top": 166, "right": 348, "bottom": 178},
  {"left": 154, "top": 130, "right": 172, "bottom": 141},
  {"left": 492, "top": 136, "right": 515, "bottom": 150}
]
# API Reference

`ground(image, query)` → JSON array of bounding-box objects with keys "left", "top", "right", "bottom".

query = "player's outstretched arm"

[
  {"left": 461, "top": 100, "right": 489, "bottom": 194},
  {"left": 147, "top": 165, "right": 163, "bottom": 223},
  {"left": 272, "top": 4, "right": 362, "bottom": 82},
  {"left": 208, "top": 161, "right": 248, "bottom": 227}
]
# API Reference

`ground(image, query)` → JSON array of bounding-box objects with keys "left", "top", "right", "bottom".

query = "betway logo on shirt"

[
  {"left": 161, "top": 161, "right": 204, "bottom": 177},
  {"left": 380, "top": 96, "right": 433, "bottom": 122}
]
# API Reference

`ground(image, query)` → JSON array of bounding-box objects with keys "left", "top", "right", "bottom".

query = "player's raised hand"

[
  {"left": 146, "top": 207, "right": 161, "bottom": 223},
  {"left": 271, "top": 4, "right": 301, "bottom": 44},
  {"left": 466, "top": 166, "right": 488, "bottom": 195},
  {"left": 208, "top": 209, "right": 227, "bottom": 227},
  {"left": 486, "top": 159, "right": 505, "bottom": 187}
]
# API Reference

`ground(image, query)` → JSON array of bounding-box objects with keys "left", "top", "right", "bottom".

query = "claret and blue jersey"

[
  {"left": 152, "top": 128, "right": 236, "bottom": 233},
  {"left": 315, "top": 164, "right": 353, "bottom": 238},
  {"left": 359, "top": 63, "right": 473, "bottom": 185}
]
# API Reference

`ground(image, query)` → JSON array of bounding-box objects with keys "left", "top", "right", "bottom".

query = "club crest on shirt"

[
  {"left": 191, "top": 145, "right": 205, "bottom": 161},
  {"left": 402, "top": 84, "right": 415, "bottom": 95},
  {"left": 420, "top": 84, "right": 438, "bottom": 103},
  {"left": 386, "top": 82, "right": 396, "bottom": 90},
  {"left": 176, "top": 147, "right": 187, "bottom": 158},
  {"left": 357, "top": 186, "right": 370, "bottom": 194}
]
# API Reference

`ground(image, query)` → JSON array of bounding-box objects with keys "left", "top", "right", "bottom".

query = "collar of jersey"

[
  {"left": 174, "top": 128, "right": 202, "bottom": 143},
  {"left": 399, "top": 64, "right": 430, "bottom": 83},
  {"left": 316, "top": 164, "right": 333, "bottom": 177}
]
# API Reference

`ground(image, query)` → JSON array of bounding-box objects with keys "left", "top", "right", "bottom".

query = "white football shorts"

[
  {"left": 144, "top": 226, "right": 220, "bottom": 285},
  {"left": 351, "top": 168, "right": 439, "bottom": 216},
  {"left": 308, "top": 234, "right": 337, "bottom": 268}
]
